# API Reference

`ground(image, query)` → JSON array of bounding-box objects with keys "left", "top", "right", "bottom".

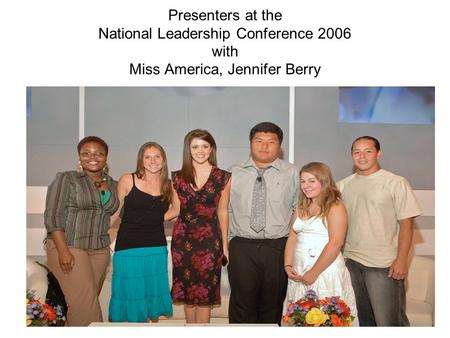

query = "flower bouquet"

[
  {"left": 26, "top": 289, "right": 66, "bottom": 326},
  {"left": 283, "top": 289, "right": 354, "bottom": 327}
]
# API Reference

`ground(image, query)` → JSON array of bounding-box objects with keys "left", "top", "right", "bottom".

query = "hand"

[
  {"left": 108, "top": 227, "right": 118, "bottom": 243},
  {"left": 58, "top": 249, "right": 75, "bottom": 274},
  {"left": 388, "top": 258, "right": 408, "bottom": 280},
  {"left": 222, "top": 246, "right": 229, "bottom": 266},
  {"left": 285, "top": 266, "right": 302, "bottom": 282},
  {"left": 223, "top": 246, "right": 229, "bottom": 260},
  {"left": 300, "top": 269, "right": 319, "bottom": 285}
]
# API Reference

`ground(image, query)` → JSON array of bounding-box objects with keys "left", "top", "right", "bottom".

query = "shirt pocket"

[
  {"left": 267, "top": 179, "right": 284, "bottom": 202},
  {"left": 230, "top": 185, "right": 246, "bottom": 215}
]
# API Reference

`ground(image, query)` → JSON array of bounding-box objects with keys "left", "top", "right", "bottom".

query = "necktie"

[{"left": 250, "top": 168, "right": 266, "bottom": 233}]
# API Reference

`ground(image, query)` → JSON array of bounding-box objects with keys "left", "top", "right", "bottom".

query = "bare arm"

[
  {"left": 108, "top": 174, "right": 132, "bottom": 243},
  {"left": 301, "top": 202, "right": 347, "bottom": 285},
  {"left": 218, "top": 179, "right": 231, "bottom": 261},
  {"left": 389, "top": 217, "right": 414, "bottom": 280},
  {"left": 284, "top": 211, "right": 302, "bottom": 282},
  {"left": 164, "top": 184, "right": 180, "bottom": 221}
]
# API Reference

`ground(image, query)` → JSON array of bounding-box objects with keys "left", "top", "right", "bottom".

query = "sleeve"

[
  {"left": 222, "top": 169, "right": 231, "bottom": 187},
  {"left": 336, "top": 179, "right": 344, "bottom": 192},
  {"left": 215, "top": 169, "right": 231, "bottom": 196},
  {"left": 44, "top": 172, "right": 71, "bottom": 233},
  {"left": 171, "top": 171, "right": 178, "bottom": 188},
  {"left": 336, "top": 175, "right": 352, "bottom": 193},
  {"left": 291, "top": 167, "right": 300, "bottom": 214},
  {"left": 392, "top": 176, "right": 423, "bottom": 220},
  {"left": 108, "top": 178, "right": 120, "bottom": 215}
]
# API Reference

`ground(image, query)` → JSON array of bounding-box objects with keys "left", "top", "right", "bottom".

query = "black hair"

[
  {"left": 249, "top": 122, "right": 283, "bottom": 143},
  {"left": 351, "top": 136, "right": 381, "bottom": 152},
  {"left": 77, "top": 136, "right": 109, "bottom": 155}
]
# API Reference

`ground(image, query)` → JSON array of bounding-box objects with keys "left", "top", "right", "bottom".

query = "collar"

[
  {"left": 76, "top": 170, "right": 110, "bottom": 181},
  {"left": 243, "top": 157, "right": 281, "bottom": 171},
  {"left": 355, "top": 168, "right": 384, "bottom": 179}
]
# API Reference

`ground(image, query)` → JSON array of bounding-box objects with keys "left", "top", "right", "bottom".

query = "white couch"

[
  {"left": 98, "top": 254, "right": 434, "bottom": 326},
  {"left": 27, "top": 253, "right": 434, "bottom": 326},
  {"left": 26, "top": 258, "right": 48, "bottom": 302},
  {"left": 405, "top": 255, "right": 435, "bottom": 326}
]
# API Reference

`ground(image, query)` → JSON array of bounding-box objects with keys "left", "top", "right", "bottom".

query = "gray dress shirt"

[{"left": 229, "top": 157, "right": 299, "bottom": 239}]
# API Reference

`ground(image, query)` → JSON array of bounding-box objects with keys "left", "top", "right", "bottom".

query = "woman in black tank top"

[
  {"left": 109, "top": 142, "right": 173, "bottom": 323},
  {"left": 114, "top": 174, "right": 168, "bottom": 251}
]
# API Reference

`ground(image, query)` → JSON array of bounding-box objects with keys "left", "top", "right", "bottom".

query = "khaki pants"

[{"left": 46, "top": 239, "right": 110, "bottom": 326}]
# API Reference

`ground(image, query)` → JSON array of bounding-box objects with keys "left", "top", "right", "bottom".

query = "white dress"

[{"left": 285, "top": 217, "right": 358, "bottom": 324}]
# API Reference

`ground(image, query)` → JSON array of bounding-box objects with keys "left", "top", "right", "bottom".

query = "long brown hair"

[
  {"left": 298, "top": 162, "right": 341, "bottom": 219},
  {"left": 133, "top": 142, "right": 172, "bottom": 202},
  {"left": 180, "top": 129, "right": 217, "bottom": 188}
]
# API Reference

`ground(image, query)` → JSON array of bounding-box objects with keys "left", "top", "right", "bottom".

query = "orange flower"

[
  {"left": 43, "top": 303, "right": 56, "bottom": 321},
  {"left": 330, "top": 314, "right": 345, "bottom": 326},
  {"left": 336, "top": 299, "right": 351, "bottom": 317},
  {"left": 297, "top": 299, "right": 315, "bottom": 309}
]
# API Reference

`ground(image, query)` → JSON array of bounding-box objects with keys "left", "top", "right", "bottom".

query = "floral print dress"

[{"left": 171, "top": 167, "right": 231, "bottom": 305}]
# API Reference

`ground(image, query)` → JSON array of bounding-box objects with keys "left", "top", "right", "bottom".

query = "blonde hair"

[{"left": 298, "top": 162, "right": 341, "bottom": 219}]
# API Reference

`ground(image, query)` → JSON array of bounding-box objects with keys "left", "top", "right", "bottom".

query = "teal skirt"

[{"left": 109, "top": 246, "right": 173, "bottom": 322}]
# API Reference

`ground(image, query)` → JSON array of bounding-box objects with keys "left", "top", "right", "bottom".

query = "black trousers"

[{"left": 228, "top": 236, "right": 288, "bottom": 324}]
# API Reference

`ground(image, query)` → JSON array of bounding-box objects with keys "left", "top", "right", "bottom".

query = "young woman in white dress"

[{"left": 283, "top": 162, "right": 357, "bottom": 323}]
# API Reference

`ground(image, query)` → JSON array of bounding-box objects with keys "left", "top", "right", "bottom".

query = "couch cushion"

[
  {"left": 406, "top": 256, "right": 434, "bottom": 302},
  {"left": 406, "top": 299, "right": 433, "bottom": 327},
  {"left": 27, "top": 258, "right": 48, "bottom": 302}
]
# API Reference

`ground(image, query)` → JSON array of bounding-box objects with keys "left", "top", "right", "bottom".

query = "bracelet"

[{"left": 284, "top": 264, "right": 292, "bottom": 269}]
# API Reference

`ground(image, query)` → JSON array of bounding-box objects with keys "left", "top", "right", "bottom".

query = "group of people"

[{"left": 44, "top": 122, "right": 422, "bottom": 327}]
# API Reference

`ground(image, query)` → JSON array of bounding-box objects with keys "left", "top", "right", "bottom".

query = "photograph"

[
  {"left": 2, "top": 0, "right": 447, "bottom": 337},
  {"left": 26, "top": 86, "right": 434, "bottom": 327}
]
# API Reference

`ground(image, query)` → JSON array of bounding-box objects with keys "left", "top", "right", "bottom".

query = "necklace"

[
  {"left": 93, "top": 177, "right": 107, "bottom": 188},
  {"left": 93, "top": 177, "right": 107, "bottom": 195}
]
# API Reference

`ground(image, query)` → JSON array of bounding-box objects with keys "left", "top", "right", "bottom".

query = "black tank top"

[{"left": 114, "top": 174, "right": 169, "bottom": 251}]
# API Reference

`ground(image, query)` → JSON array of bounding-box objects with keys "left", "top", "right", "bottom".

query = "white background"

[{"left": 1, "top": 0, "right": 448, "bottom": 337}]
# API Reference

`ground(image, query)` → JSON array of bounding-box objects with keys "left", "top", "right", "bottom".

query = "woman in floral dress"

[{"left": 166, "top": 129, "right": 231, "bottom": 323}]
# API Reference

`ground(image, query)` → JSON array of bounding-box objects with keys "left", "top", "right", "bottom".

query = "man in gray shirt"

[{"left": 228, "top": 122, "right": 299, "bottom": 324}]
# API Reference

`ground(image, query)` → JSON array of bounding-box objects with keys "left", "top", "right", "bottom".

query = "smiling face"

[
  {"left": 300, "top": 171, "right": 323, "bottom": 201},
  {"left": 250, "top": 132, "right": 281, "bottom": 168},
  {"left": 142, "top": 146, "right": 164, "bottom": 174},
  {"left": 78, "top": 141, "right": 107, "bottom": 174},
  {"left": 351, "top": 138, "right": 381, "bottom": 176},
  {"left": 190, "top": 138, "right": 212, "bottom": 165}
]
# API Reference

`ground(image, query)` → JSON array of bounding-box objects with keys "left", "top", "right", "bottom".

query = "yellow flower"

[
  {"left": 26, "top": 315, "right": 32, "bottom": 326},
  {"left": 305, "top": 307, "right": 329, "bottom": 326}
]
